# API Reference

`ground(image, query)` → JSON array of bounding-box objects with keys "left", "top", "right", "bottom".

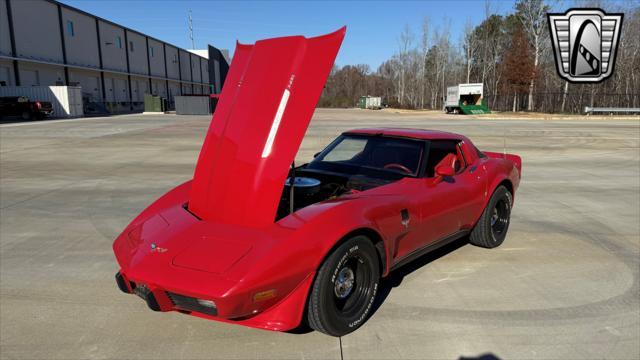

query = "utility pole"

[{"left": 188, "top": 10, "right": 195, "bottom": 49}]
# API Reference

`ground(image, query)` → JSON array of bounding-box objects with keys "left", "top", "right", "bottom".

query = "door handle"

[{"left": 469, "top": 165, "right": 477, "bottom": 173}]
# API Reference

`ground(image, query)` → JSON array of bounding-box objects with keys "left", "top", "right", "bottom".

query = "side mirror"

[{"left": 435, "top": 163, "right": 455, "bottom": 178}]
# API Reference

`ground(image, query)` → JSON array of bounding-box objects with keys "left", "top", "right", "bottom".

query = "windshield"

[{"left": 308, "top": 134, "right": 424, "bottom": 177}]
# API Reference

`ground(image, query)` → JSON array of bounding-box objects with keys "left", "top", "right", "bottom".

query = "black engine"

[{"left": 275, "top": 169, "right": 393, "bottom": 220}]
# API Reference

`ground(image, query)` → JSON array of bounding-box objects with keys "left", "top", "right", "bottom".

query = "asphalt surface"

[{"left": 1, "top": 109, "right": 638, "bottom": 359}]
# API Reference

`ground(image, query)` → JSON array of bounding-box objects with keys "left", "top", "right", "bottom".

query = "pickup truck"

[{"left": 0, "top": 96, "right": 54, "bottom": 120}]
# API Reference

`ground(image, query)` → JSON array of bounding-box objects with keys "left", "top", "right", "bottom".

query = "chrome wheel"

[
  {"left": 334, "top": 267, "right": 355, "bottom": 299},
  {"left": 307, "top": 236, "right": 380, "bottom": 336}
]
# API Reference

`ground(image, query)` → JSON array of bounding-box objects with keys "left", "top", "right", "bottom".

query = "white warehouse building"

[{"left": 0, "top": 0, "right": 228, "bottom": 113}]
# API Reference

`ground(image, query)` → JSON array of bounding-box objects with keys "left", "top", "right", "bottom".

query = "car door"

[
  {"left": 415, "top": 140, "right": 486, "bottom": 245},
  {"left": 446, "top": 143, "right": 487, "bottom": 229},
  {"left": 389, "top": 140, "right": 466, "bottom": 260},
  {"left": 390, "top": 177, "right": 458, "bottom": 261}
]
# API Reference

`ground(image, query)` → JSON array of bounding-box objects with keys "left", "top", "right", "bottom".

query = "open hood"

[{"left": 189, "top": 28, "right": 345, "bottom": 227}]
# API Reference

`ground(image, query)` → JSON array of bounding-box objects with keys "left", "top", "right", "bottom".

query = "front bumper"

[
  {"left": 114, "top": 270, "right": 313, "bottom": 332},
  {"left": 115, "top": 271, "right": 215, "bottom": 315},
  {"left": 115, "top": 272, "right": 163, "bottom": 312}
]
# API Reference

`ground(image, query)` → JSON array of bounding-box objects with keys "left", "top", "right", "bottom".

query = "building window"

[
  {"left": 129, "top": 41, "right": 134, "bottom": 52},
  {"left": 66, "top": 20, "right": 74, "bottom": 36},
  {"left": 116, "top": 36, "right": 122, "bottom": 49},
  {"left": 150, "top": 46, "right": 154, "bottom": 57}
]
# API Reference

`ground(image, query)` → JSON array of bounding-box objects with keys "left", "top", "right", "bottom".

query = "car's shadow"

[
  {"left": 372, "top": 236, "right": 469, "bottom": 315},
  {"left": 459, "top": 354, "right": 502, "bottom": 360},
  {"left": 288, "top": 237, "right": 469, "bottom": 335}
]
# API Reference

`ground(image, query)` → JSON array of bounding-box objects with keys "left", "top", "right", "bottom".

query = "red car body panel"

[
  {"left": 113, "top": 30, "right": 522, "bottom": 333},
  {"left": 189, "top": 28, "right": 345, "bottom": 227}
]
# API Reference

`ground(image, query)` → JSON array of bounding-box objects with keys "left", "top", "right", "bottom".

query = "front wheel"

[
  {"left": 469, "top": 185, "right": 512, "bottom": 248},
  {"left": 307, "top": 236, "right": 380, "bottom": 337}
]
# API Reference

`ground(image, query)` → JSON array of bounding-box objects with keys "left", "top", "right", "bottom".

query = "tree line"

[{"left": 318, "top": 0, "right": 640, "bottom": 114}]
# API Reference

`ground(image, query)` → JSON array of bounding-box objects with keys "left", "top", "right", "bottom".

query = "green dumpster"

[{"left": 144, "top": 94, "right": 166, "bottom": 112}]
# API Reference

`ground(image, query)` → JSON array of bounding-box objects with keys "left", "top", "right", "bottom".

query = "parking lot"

[{"left": 1, "top": 109, "right": 638, "bottom": 359}]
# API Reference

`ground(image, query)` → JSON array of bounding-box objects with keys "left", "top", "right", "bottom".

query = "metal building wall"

[
  {"left": 179, "top": 50, "right": 191, "bottom": 82},
  {"left": 0, "top": 0, "right": 13, "bottom": 57},
  {"left": 0, "top": 0, "right": 217, "bottom": 113},
  {"left": 68, "top": 68, "right": 102, "bottom": 102},
  {"left": 61, "top": 7, "right": 100, "bottom": 69},
  {"left": 164, "top": 45, "right": 180, "bottom": 80},
  {"left": 19, "top": 62, "right": 65, "bottom": 86},
  {"left": 190, "top": 53, "right": 201, "bottom": 83},
  {"left": 0, "top": 59, "right": 16, "bottom": 86},
  {"left": 11, "top": 0, "right": 63, "bottom": 63},
  {"left": 147, "top": 38, "right": 165, "bottom": 77},
  {"left": 126, "top": 30, "right": 148, "bottom": 76},
  {"left": 98, "top": 20, "right": 127, "bottom": 72}
]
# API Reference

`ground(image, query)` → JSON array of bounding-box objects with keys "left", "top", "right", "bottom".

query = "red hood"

[{"left": 188, "top": 28, "right": 345, "bottom": 227}]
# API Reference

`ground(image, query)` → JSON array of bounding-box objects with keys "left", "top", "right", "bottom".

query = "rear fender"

[
  {"left": 483, "top": 165, "right": 520, "bottom": 209},
  {"left": 483, "top": 151, "right": 522, "bottom": 176}
]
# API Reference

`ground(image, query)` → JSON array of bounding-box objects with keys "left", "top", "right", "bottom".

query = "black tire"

[
  {"left": 307, "top": 235, "right": 380, "bottom": 337},
  {"left": 21, "top": 111, "right": 32, "bottom": 120},
  {"left": 469, "top": 185, "right": 512, "bottom": 248}
]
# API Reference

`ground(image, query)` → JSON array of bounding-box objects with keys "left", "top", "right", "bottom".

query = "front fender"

[
  {"left": 275, "top": 194, "right": 404, "bottom": 276},
  {"left": 228, "top": 195, "right": 403, "bottom": 319}
]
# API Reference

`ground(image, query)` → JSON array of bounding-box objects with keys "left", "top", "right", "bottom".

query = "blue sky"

[{"left": 58, "top": 0, "right": 596, "bottom": 69}]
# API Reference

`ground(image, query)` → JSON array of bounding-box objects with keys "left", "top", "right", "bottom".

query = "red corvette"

[{"left": 113, "top": 28, "right": 522, "bottom": 337}]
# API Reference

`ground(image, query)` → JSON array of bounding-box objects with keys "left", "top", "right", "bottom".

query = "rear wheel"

[
  {"left": 469, "top": 185, "right": 512, "bottom": 248},
  {"left": 21, "top": 111, "right": 31, "bottom": 120},
  {"left": 307, "top": 235, "right": 380, "bottom": 337}
]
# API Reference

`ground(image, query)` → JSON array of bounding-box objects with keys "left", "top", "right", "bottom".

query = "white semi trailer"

[
  {"left": 358, "top": 96, "right": 382, "bottom": 110},
  {"left": 444, "top": 83, "right": 489, "bottom": 114}
]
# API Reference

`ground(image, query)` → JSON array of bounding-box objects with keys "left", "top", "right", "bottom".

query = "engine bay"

[{"left": 275, "top": 168, "right": 394, "bottom": 220}]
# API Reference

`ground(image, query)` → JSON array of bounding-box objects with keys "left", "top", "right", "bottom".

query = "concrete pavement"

[{"left": 1, "top": 109, "right": 638, "bottom": 359}]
